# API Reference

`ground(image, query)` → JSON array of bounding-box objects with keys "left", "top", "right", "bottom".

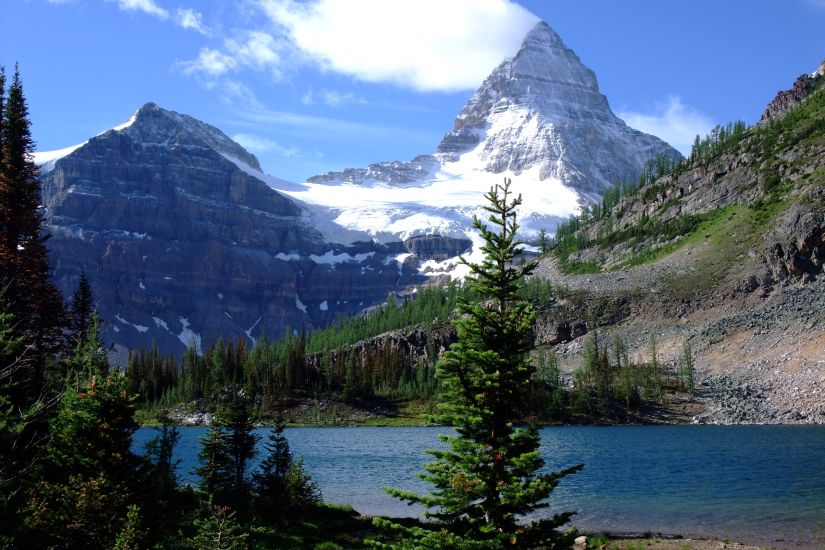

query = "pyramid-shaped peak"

[
  {"left": 519, "top": 21, "right": 565, "bottom": 49},
  {"left": 122, "top": 102, "right": 262, "bottom": 170}
]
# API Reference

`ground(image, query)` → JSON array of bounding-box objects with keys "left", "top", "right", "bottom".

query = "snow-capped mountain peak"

[
  {"left": 34, "top": 102, "right": 262, "bottom": 175},
  {"left": 285, "top": 20, "right": 681, "bottom": 246}
]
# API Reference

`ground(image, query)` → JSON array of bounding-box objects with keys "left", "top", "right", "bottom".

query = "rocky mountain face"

[
  {"left": 531, "top": 64, "right": 825, "bottom": 424},
  {"left": 296, "top": 22, "right": 681, "bottom": 244},
  {"left": 40, "top": 103, "right": 423, "bottom": 361},
  {"left": 761, "top": 59, "right": 824, "bottom": 121}
]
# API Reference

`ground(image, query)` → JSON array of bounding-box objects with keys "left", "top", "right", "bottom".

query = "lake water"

[{"left": 133, "top": 425, "right": 825, "bottom": 548}]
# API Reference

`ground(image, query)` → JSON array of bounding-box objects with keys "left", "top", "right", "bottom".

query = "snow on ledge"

[{"left": 178, "top": 317, "right": 203, "bottom": 356}]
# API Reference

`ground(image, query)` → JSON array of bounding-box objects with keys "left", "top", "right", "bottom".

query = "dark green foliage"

[
  {"left": 27, "top": 322, "right": 142, "bottom": 548},
  {"left": 376, "top": 180, "right": 582, "bottom": 549},
  {"left": 530, "top": 348, "right": 567, "bottom": 421},
  {"left": 0, "top": 64, "right": 66, "bottom": 399},
  {"left": 537, "top": 228, "right": 549, "bottom": 254},
  {"left": 196, "top": 425, "right": 235, "bottom": 503},
  {"left": 253, "top": 418, "right": 292, "bottom": 502},
  {"left": 252, "top": 417, "right": 322, "bottom": 522},
  {"left": 70, "top": 269, "right": 95, "bottom": 346},
  {"left": 305, "top": 282, "right": 465, "bottom": 354},
  {"left": 195, "top": 392, "right": 259, "bottom": 507},
  {"left": 558, "top": 331, "right": 674, "bottom": 420},
  {"left": 688, "top": 121, "right": 748, "bottom": 165},
  {"left": 284, "top": 457, "right": 322, "bottom": 512},
  {"left": 0, "top": 305, "right": 43, "bottom": 546}
]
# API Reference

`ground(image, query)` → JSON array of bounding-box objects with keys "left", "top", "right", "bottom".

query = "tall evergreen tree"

[
  {"left": 376, "top": 179, "right": 582, "bottom": 549},
  {"left": 195, "top": 392, "right": 258, "bottom": 507},
  {"left": 0, "top": 65, "right": 65, "bottom": 395},
  {"left": 252, "top": 416, "right": 292, "bottom": 504},
  {"left": 70, "top": 269, "right": 95, "bottom": 345}
]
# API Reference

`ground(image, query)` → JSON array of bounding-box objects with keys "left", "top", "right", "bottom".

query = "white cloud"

[
  {"left": 176, "top": 8, "right": 210, "bottom": 35},
  {"left": 181, "top": 32, "right": 286, "bottom": 79},
  {"left": 618, "top": 97, "right": 716, "bottom": 156},
  {"left": 114, "top": 0, "right": 209, "bottom": 34},
  {"left": 302, "top": 88, "right": 366, "bottom": 107},
  {"left": 182, "top": 48, "right": 237, "bottom": 77},
  {"left": 117, "top": 0, "right": 168, "bottom": 18},
  {"left": 255, "top": 0, "right": 539, "bottom": 92},
  {"left": 226, "top": 31, "right": 283, "bottom": 75},
  {"left": 232, "top": 133, "right": 299, "bottom": 157},
  {"left": 219, "top": 80, "right": 263, "bottom": 108},
  {"left": 179, "top": 0, "right": 536, "bottom": 92}
]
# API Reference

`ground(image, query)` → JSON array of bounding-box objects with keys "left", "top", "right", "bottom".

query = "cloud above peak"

[
  {"left": 183, "top": 0, "right": 538, "bottom": 93},
  {"left": 259, "top": 0, "right": 539, "bottom": 92}
]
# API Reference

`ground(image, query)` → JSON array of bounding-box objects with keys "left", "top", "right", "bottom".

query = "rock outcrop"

[
  {"left": 763, "top": 192, "right": 825, "bottom": 283},
  {"left": 40, "top": 103, "right": 424, "bottom": 361},
  {"left": 760, "top": 60, "right": 824, "bottom": 121}
]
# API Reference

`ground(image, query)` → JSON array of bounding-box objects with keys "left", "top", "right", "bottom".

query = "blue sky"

[{"left": 3, "top": 0, "right": 824, "bottom": 182}]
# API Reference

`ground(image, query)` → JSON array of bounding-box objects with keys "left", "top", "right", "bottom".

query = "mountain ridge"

[{"left": 36, "top": 20, "right": 685, "bottom": 358}]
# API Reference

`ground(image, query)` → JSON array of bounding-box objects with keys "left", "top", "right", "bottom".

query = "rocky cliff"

[
  {"left": 40, "top": 103, "right": 424, "bottom": 361},
  {"left": 760, "top": 59, "right": 824, "bottom": 121}
]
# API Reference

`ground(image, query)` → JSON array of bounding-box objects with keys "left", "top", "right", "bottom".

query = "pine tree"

[
  {"left": 188, "top": 505, "right": 249, "bottom": 550},
  {"left": 195, "top": 392, "right": 258, "bottom": 507},
  {"left": 0, "top": 65, "right": 66, "bottom": 396},
  {"left": 70, "top": 270, "right": 95, "bottom": 345},
  {"left": 223, "top": 394, "right": 258, "bottom": 498},
  {"left": 375, "top": 179, "right": 582, "bottom": 549},
  {"left": 114, "top": 504, "right": 149, "bottom": 550},
  {"left": 537, "top": 228, "right": 549, "bottom": 254},
  {"left": 252, "top": 416, "right": 292, "bottom": 505},
  {"left": 195, "top": 422, "right": 234, "bottom": 503}
]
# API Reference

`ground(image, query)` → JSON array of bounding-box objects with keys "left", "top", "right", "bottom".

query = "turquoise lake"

[{"left": 133, "top": 425, "right": 825, "bottom": 548}]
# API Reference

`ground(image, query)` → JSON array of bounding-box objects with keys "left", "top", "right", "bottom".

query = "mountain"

[
  {"left": 278, "top": 22, "right": 681, "bottom": 254},
  {"left": 39, "top": 103, "right": 422, "bottom": 362},
  {"left": 37, "top": 21, "right": 683, "bottom": 358}
]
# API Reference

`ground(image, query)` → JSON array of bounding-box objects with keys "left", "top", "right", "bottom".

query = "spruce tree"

[
  {"left": 195, "top": 392, "right": 258, "bottom": 507},
  {"left": 195, "top": 421, "right": 234, "bottom": 503},
  {"left": 70, "top": 270, "right": 95, "bottom": 345},
  {"left": 252, "top": 416, "right": 293, "bottom": 504},
  {"left": 0, "top": 65, "right": 65, "bottom": 395},
  {"left": 375, "top": 179, "right": 582, "bottom": 549}
]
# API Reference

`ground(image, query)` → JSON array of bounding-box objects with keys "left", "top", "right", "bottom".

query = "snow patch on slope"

[
  {"left": 178, "top": 317, "right": 203, "bottom": 356},
  {"left": 221, "top": 154, "right": 304, "bottom": 192}
]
